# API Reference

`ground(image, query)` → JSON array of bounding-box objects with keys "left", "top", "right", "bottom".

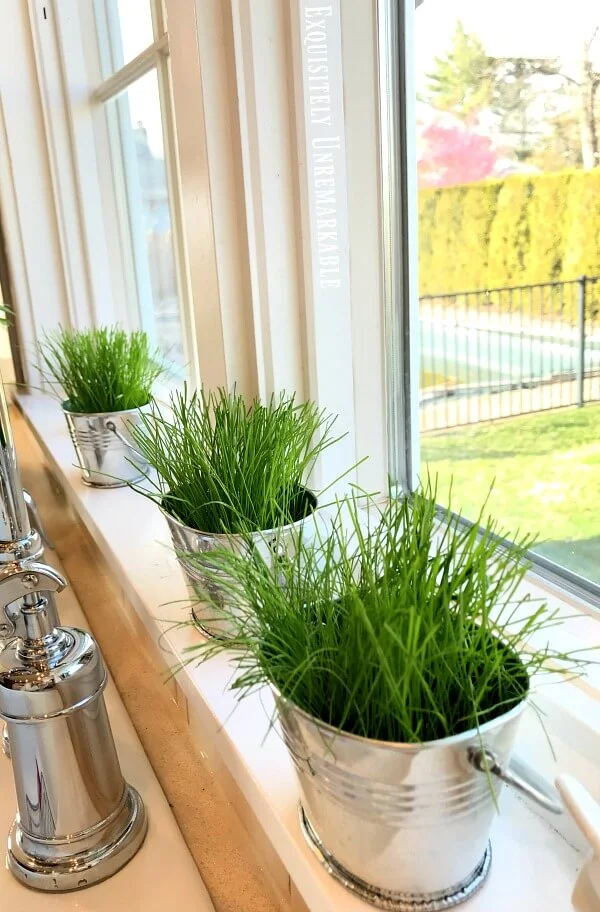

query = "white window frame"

[
  {"left": 378, "top": 0, "right": 420, "bottom": 492},
  {"left": 92, "top": 0, "right": 197, "bottom": 377},
  {"left": 402, "top": 0, "right": 600, "bottom": 607},
  {"left": 4, "top": 0, "right": 390, "bottom": 490},
  {"left": 2, "top": 0, "right": 600, "bottom": 799},
  {"left": 4, "top": 0, "right": 599, "bottom": 586},
  {"left": 12, "top": 0, "right": 199, "bottom": 382}
]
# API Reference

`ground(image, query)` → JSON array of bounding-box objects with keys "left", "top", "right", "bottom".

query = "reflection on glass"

[
  {"left": 110, "top": 69, "right": 186, "bottom": 373},
  {"left": 416, "top": 0, "right": 600, "bottom": 583},
  {"left": 106, "top": 0, "right": 155, "bottom": 71}
]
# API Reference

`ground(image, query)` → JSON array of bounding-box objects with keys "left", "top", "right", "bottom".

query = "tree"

[
  {"left": 533, "top": 105, "right": 583, "bottom": 171},
  {"left": 422, "top": 22, "right": 600, "bottom": 171},
  {"left": 576, "top": 28, "right": 600, "bottom": 168},
  {"left": 418, "top": 123, "right": 497, "bottom": 188},
  {"left": 516, "top": 29, "right": 600, "bottom": 170},
  {"left": 423, "top": 22, "right": 495, "bottom": 123},
  {"left": 489, "top": 58, "right": 561, "bottom": 161}
]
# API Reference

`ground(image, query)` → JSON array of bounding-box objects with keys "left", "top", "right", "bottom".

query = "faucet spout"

[{"left": 0, "top": 375, "right": 28, "bottom": 543}]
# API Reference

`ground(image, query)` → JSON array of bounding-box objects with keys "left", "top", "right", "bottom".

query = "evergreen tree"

[{"left": 423, "top": 22, "right": 494, "bottom": 122}]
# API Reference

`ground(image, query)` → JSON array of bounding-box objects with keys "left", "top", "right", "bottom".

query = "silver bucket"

[
  {"left": 276, "top": 694, "right": 563, "bottom": 910},
  {"left": 161, "top": 491, "right": 318, "bottom": 639},
  {"left": 63, "top": 405, "right": 149, "bottom": 488}
]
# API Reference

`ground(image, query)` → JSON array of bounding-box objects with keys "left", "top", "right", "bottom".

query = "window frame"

[
  {"left": 401, "top": 0, "right": 600, "bottom": 606},
  {"left": 92, "top": 0, "right": 195, "bottom": 377},
  {"left": 1, "top": 0, "right": 599, "bottom": 826},
  {"left": 378, "top": 0, "right": 420, "bottom": 493},
  {"left": 6, "top": 0, "right": 600, "bottom": 603}
]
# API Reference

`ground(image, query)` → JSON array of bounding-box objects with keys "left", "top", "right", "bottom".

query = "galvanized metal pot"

[
  {"left": 162, "top": 491, "right": 318, "bottom": 639},
  {"left": 63, "top": 404, "right": 149, "bottom": 488},
  {"left": 276, "top": 694, "right": 562, "bottom": 910}
]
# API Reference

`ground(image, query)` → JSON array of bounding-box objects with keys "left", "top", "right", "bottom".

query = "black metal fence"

[{"left": 420, "top": 275, "right": 600, "bottom": 432}]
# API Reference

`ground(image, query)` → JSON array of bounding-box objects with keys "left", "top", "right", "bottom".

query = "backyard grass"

[{"left": 422, "top": 403, "right": 600, "bottom": 582}]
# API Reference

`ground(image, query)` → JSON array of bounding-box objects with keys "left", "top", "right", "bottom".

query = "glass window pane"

[
  {"left": 103, "top": 0, "right": 155, "bottom": 73},
  {"left": 415, "top": 1, "right": 600, "bottom": 585},
  {"left": 107, "top": 68, "right": 187, "bottom": 375}
]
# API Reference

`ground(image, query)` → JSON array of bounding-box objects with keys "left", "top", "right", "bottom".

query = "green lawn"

[{"left": 422, "top": 404, "right": 600, "bottom": 582}]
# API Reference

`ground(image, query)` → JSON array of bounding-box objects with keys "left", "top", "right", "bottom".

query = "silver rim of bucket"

[
  {"left": 276, "top": 686, "right": 527, "bottom": 752},
  {"left": 299, "top": 804, "right": 491, "bottom": 911},
  {"left": 63, "top": 403, "right": 149, "bottom": 488},
  {"left": 160, "top": 489, "right": 317, "bottom": 638}
]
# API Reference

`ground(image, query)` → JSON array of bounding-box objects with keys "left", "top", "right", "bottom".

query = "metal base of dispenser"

[{"left": 7, "top": 785, "right": 147, "bottom": 893}]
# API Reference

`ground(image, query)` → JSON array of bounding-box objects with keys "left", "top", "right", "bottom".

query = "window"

[
  {"left": 411, "top": 0, "right": 600, "bottom": 594},
  {"left": 100, "top": 0, "right": 155, "bottom": 74},
  {"left": 13, "top": 0, "right": 600, "bottom": 598},
  {"left": 93, "top": 1, "right": 189, "bottom": 376}
]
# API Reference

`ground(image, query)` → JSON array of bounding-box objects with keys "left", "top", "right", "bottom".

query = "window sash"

[
  {"left": 90, "top": 2, "right": 196, "bottom": 378},
  {"left": 377, "top": 0, "right": 420, "bottom": 493},
  {"left": 395, "top": 0, "right": 600, "bottom": 605}
]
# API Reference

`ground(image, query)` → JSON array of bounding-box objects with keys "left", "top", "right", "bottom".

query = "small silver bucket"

[
  {"left": 276, "top": 694, "right": 562, "bottom": 910},
  {"left": 162, "top": 491, "right": 318, "bottom": 639},
  {"left": 63, "top": 405, "right": 149, "bottom": 488}
]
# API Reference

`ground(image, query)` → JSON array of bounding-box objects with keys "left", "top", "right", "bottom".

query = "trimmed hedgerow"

[{"left": 419, "top": 169, "right": 600, "bottom": 298}]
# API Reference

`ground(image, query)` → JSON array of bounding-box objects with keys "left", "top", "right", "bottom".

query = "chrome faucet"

[
  {"left": 0, "top": 375, "right": 147, "bottom": 891},
  {"left": 1, "top": 489, "right": 55, "bottom": 760},
  {"left": 0, "top": 386, "right": 60, "bottom": 760}
]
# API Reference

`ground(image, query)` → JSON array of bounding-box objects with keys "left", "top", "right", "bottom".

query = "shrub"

[
  {"left": 526, "top": 171, "right": 572, "bottom": 286},
  {"left": 563, "top": 169, "right": 600, "bottom": 280},
  {"left": 486, "top": 176, "right": 533, "bottom": 288},
  {"left": 418, "top": 168, "right": 600, "bottom": 297}
]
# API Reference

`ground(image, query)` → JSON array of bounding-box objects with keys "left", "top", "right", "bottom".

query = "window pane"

[
  {"left": 107, "top": 68, "right": 186, "bottom": 374},
  {"left": 415, "top": 1, "right": 600, "bottom": 584},
  {"left": 103, "top": 0, "right": 155, "bottom": 73}
]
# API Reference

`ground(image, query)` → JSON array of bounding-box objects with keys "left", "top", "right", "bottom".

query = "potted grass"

[
  {"left": 39, "top": 326, "right": 165, "bottom": 487},
  {"left": 181, "top": 481, "right": 581, "bottom": 909},
  {"left": 128, "top": 385, "right": 346, "bottom": 637}
]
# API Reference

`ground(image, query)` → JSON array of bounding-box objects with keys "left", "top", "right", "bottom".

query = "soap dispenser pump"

[{"left": 0, "top": 375, "right": 147, "bottom": 891}]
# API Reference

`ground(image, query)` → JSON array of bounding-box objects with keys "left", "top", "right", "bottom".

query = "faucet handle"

[
  {"left": 0, "top": 561, "right": 66, "bottom": 607},
  {"left": 0, "top": 561, "right": 66, "bottom": 642}
]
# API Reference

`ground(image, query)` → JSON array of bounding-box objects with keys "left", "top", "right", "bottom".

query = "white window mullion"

[
  {"left": 340, "top": 0, "right": 388, "bottom": 495},
  {"left": 288, "top": 0, "right": 357, "bottom": 492},
  {"left": 165, "top": 0, "right": 245, "bottom": 392},
  {"left": 53, "top": 0, "right": 124, "bottom": 330},
  {"left": 27, "top": 0, "right": 97, "bottom": 331},
  {"left": 229, "top": 0, "right": 308, "bottom": 402},
  {"left": 154, "top": 51, "right": 200, "bottom": 383},
  {"left": 377, "top": 0, "right": 420, "bottom": 492},
  {"left": 92, "top": 36, "right": 169, "bottom": 104}
]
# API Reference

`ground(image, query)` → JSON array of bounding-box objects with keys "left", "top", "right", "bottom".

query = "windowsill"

[{"left": 17, "top": 392, "right": 590, "bottom": 911}]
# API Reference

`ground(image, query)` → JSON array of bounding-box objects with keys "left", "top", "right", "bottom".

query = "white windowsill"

[{"left": 17, "top": 392, "right": 590, "bottom": 912}]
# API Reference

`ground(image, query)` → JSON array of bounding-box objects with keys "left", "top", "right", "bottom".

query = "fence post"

[{"left": 577, "top": 276, "right": 586, "bottom": 407}]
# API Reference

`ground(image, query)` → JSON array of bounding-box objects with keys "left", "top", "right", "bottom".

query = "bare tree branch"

[{"left": 585, "top": 25, "right": 599, "bottom": 54}]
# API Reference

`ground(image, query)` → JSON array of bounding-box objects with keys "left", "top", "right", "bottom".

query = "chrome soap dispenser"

[{"left": 0, "top": 376, "right": 147, "bottom": 891}]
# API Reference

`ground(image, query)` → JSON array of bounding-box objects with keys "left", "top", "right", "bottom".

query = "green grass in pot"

[
  {"left": 38, "top": 326, "right": 166, "bottom": 414},
  {"left": 129, "top": 386, "right": 347, "bottom": 535},
  {"left": 181, "top": 479, "right": 585, "bottom": 743}
]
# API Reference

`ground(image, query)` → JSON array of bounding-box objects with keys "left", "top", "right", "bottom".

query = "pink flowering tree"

[{"left": 418, "top": 123, "right": 498, "bottom": 188}]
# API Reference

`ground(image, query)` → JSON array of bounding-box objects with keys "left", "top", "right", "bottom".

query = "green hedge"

[{"left": 419, "top": 169, "right": 600, "bottom": 295}]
